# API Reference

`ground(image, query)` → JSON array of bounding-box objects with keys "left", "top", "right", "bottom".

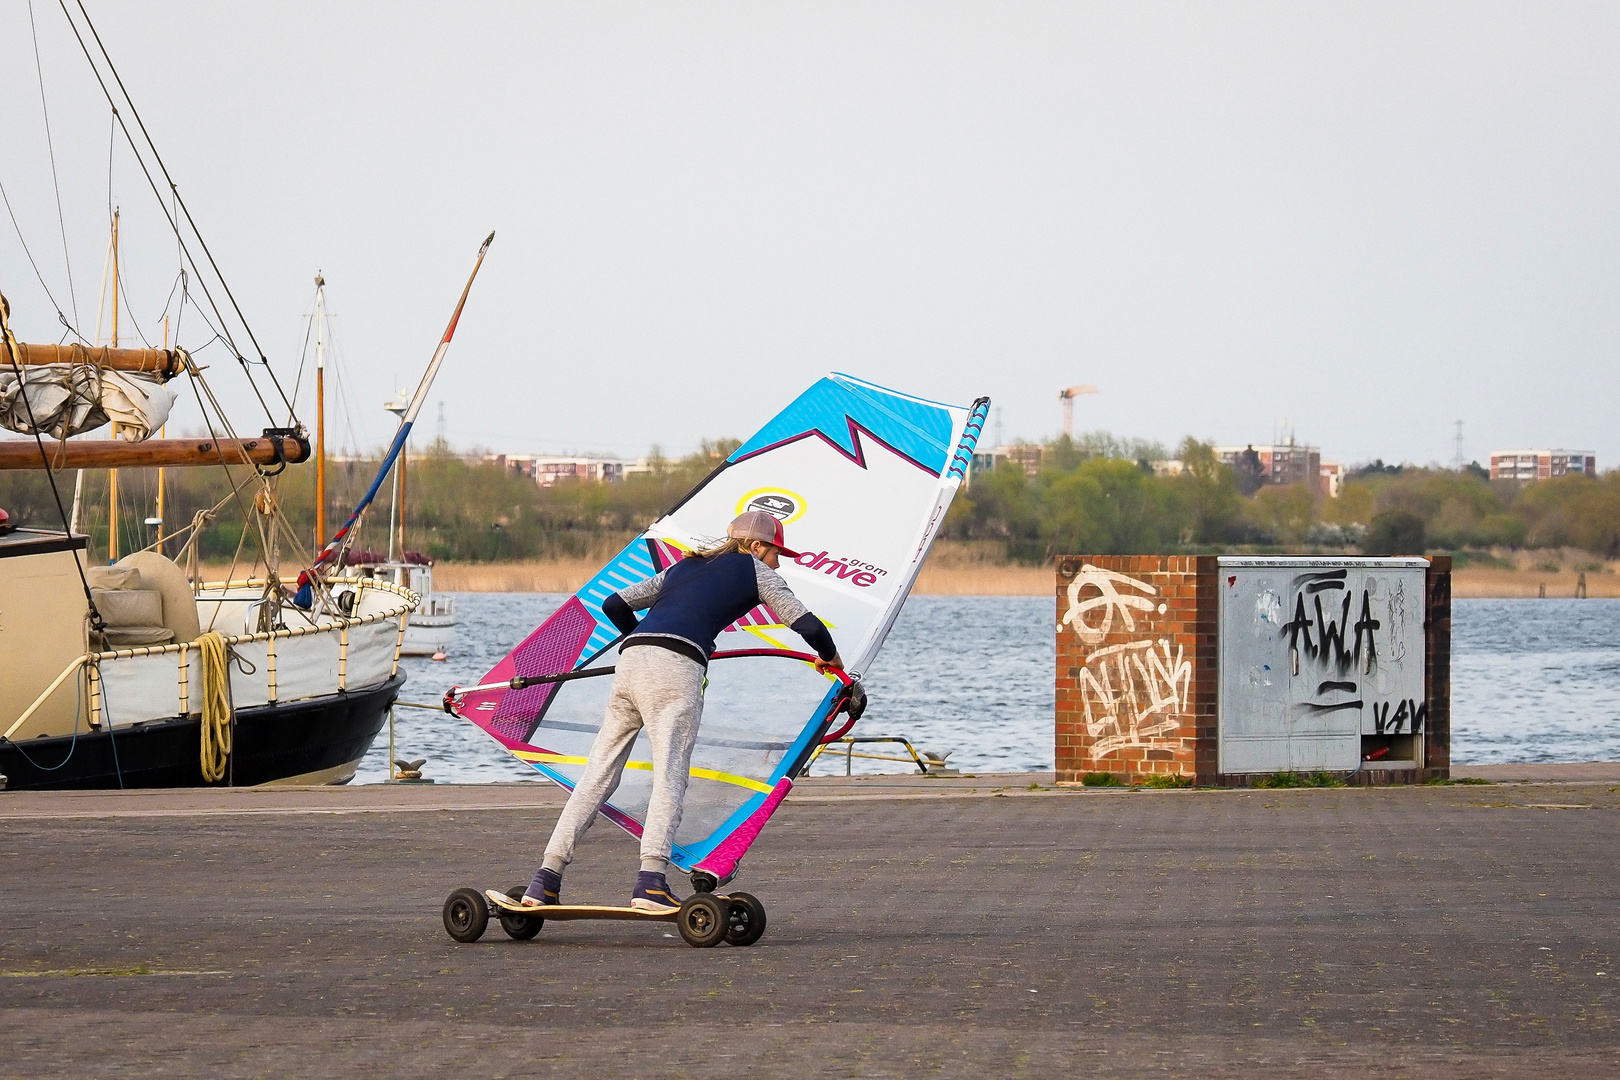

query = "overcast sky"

[{"left": 2, "top": 1, "right": 1616, "bottom": 467}]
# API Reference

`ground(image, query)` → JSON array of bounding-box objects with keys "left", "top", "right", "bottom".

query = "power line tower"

[{"left": 1451, "top": 420, "right": 1466, "bottom": 470}]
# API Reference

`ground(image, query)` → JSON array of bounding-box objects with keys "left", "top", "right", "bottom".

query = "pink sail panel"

[
  {"left": 466, "top": 597, "right": 598, "bottom": 743},
  {"left": 694, "top": 778, "right": 793, "bottom": 879},
  {"left": 725, "top": 604, "right": 784, "bottom": 631}
]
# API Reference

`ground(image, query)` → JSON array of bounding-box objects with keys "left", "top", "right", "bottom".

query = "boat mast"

[
  {"left": 384, "top": 392, "right": 407, "bottom": 561},
  {"left": 71, "top": 219, "right": 119, "bottom": 535},
  {"left": 300, "top": 232, "right": 493, "bottom": 593},
  {"left": 107, "top": 208, "right": 120, "bottom": 563},
  {"left": 313, "top": 273, "right": 327, "bottom": 551},
  {"left": 399, "top": 425, "right": 407, "bottom": 557},
  {"left": 153, "top": 316, "right": 168, "bottom": 549}
]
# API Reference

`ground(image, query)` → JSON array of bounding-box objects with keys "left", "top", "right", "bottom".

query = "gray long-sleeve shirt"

[{"left": 604, "top": 553, "right": 837, "bottom": 665}]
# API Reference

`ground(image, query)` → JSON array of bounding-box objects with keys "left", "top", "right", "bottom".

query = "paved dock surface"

[{"left": 3, "top": 775, "right": 1617, "bottom": 1078}]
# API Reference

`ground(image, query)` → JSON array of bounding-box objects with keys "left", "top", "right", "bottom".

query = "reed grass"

[
  {"left": 433, "top": 559, "right": 608, "bottom": 594},
  {"left": 199, "top": 545, "right": 1620, "bottom": 599},
  {"left": 1451, "top": 568, "right": 1620, "bottom": 598}
]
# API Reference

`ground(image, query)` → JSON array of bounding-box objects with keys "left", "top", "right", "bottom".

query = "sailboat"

[
  {"left": 304, "top": 284, "right": 457, "bottom": 659},
  {"left": 0, "top": 4, "right": 486, "bottom": 789},
  {"left": 332, "top": 388, "right": 458, "bottom": 658}
]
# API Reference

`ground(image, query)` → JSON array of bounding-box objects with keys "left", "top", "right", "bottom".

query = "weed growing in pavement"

[
  {"left": 1139, "top": 774, "right": 1193, "bottom": 788},
  {"left": 1254, "top": 771, "right": 1346, "bottom": 789},
  {"left": 1426, "top": 776, "right": 1490, "bottom": 785},
  {"left": 1080, "top": 772, "right": 1124, "bottom": 787}
]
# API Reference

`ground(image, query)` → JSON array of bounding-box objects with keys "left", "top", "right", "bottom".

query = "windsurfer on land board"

[{"left": 519, "top": 510, "right": 843, "bottom": 912}]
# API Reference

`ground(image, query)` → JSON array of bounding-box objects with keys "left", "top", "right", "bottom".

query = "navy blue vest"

[{"left": 626, "top": 552, "right": 762, "bottom": 662}]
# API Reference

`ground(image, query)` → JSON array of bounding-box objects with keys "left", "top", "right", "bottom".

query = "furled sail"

[
  {"left": 452, "top": 374, "right": 988, "bottom": 880},
  {"left": 0, "top": 363, "right": 176, "bottom": 440}
]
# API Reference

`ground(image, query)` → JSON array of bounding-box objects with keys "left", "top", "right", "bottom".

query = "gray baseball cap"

[{"left": 728, "top": 511, "right": 802, "bottom": 559}]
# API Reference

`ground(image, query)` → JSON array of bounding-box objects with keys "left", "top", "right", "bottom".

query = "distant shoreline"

[
  {"left": 426, "top": 560, "right": 1619, "bottom": 599},
  {"left": 429, "top": 559, "right": 1058, "bottom": 596},
  {"left": 186, "top": 556, "right": 1617, "bottom": 598}
]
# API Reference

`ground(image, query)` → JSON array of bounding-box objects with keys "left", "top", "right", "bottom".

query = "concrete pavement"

[{"left": 2, "top": 774, "right": 1617, "bottom": 1077}]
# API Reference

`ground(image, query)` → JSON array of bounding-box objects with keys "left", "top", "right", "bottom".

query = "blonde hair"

[{"left": 695, "top": 536, "right": 768, "bottom": 560}]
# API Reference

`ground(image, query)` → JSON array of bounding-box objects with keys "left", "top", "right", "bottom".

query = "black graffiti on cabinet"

[
  {"left": 1296, "top": 678, "right": 1364, "bottom": 715},
  {"left": 1281, "top": 570, "right": 1385, "bottom": 717},
  {"left": 1281, "top": 571, "right": 1381, "bottom": 676},
  {"left": 1371, "top": 698, "right": 1427, "bottom": 734}
]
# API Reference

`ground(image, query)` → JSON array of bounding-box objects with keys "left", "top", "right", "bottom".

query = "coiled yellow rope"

[{"left": 197, "top": 631, "right": 233, "bottom": 783}]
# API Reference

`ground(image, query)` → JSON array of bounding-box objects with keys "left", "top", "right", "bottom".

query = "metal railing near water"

[{"left": 805, "top": 736, "right": 954, "bottom": 777}]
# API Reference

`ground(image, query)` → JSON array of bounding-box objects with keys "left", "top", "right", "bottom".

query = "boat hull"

[
  {"left": 401, "top": 617, "right": 456, "bottom": 656},
  {"left": 0, "top": 673, "right": 403, "bottom": 791}
]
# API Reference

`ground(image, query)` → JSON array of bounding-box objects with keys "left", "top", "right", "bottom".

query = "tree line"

[
  {"left": 945, "top": 437, "right": 1620, "bottom": 562},
  {"left": 2, "top": 432, "right": 1615, "bottom": 565}
]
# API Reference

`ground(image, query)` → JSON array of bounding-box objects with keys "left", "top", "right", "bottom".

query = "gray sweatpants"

[{"left": 541, "top": 644, "right": 706, "bottom": 876}]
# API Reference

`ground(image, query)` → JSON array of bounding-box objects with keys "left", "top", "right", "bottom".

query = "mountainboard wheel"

[
  {"left": 443, "top": 888, "right": 489, "bottom": 943},
  {"left": 723, "top": 891, "right": 766, "bottom": 947},
  {"left": 498, "top": 886, "right": 544, "bottom": 941},
  {"left": 676, "top": 893, "right": 727, "bottom": 948}
]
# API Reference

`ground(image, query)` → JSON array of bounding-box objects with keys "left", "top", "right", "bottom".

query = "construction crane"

[{"left": 1058, "top": 383, "right": 1098, "bottom": 439}]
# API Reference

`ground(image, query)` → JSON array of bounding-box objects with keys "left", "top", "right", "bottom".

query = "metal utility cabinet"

[
  {"left": 1053, "top": 554, "right": 1448, "bottom": 786},
  {"left": 1217, "top": 557, "right": 1429, "bottom": 775}
]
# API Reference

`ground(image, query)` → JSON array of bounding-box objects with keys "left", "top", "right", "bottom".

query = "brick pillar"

[
  {"left": 1424, "top": 555, "right": 1452, "bottom": 779},
  {"left": 1054, "top": 556, "right": 1217, "bottom": 784}
]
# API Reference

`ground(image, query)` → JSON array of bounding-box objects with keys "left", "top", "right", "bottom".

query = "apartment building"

[
  {"left": 1214, "top": 442, "right": 1323, "bottom": 491},
  {"left": 1489, "top": 449, "right": 1597, "bottom": 481},
  {"left": 490, "top": 455, "right": 631, "bottom": 486}
]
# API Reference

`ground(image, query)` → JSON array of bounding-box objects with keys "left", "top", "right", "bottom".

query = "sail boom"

[
  {"left": 4, "top": 342, "right": 187, "bottom": 381},
  {"left": 0, "top": 432, "right": 308, "bottom": 471}
]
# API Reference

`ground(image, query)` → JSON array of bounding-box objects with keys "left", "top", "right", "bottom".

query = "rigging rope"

[
  {"left": 196, "top": 631, "right": 232, "bottom": 784},
  {"left": 0, "top": 179, "right": 88, "bottom": 344},
  {"left": 54, "top": 0, "right": 296, "bottom": 428},
  {"left": 0, "top": 291, "right": 103, "bottom": 630},
  {"left": 63, "top": 0, "right": 299, "bottom": 425},
  {"left": 27, "top": 0, "right": 80, "bottom": 331}
]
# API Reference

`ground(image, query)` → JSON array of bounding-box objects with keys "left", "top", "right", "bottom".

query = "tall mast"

[
  {"left": 72, "top": 220, "right": 120, "bottom": 535},
  {"left": 313, "top": 273, "right": 327, "bottom": 550},
  {"left": 399, "top": 429, "right": 407, "bottom": 557},
  {"left": 107, "top": 208, "right": 121, "bottom": 563},
  {"left": 154, "top": 316, "right": 168, "bottom": 549},
  {"left": 384, "top": 392, "right": 407, "bottom": 561}
]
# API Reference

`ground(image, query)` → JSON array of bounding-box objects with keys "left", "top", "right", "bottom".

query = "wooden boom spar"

[
  {"left": 5, "top": 341, "right": 189, "bottom": 381},
  {"left": 0, "top": 432, "right": 309, "bottom": 471}
]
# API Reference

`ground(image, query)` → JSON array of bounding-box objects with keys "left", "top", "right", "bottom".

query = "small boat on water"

[
  {"left": 339, "top": 549, "right": 456, "bottom": 657},
  {"left": 305, "top": 291, "right": 458, "bottom": 661}
]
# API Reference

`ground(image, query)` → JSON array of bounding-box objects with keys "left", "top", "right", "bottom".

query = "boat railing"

[{"left": 3, "top": 578, "right": 417, "bottom": 738}]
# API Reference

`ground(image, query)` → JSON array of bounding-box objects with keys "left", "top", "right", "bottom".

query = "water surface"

[{"left": 356, "top": 596, "right": 1620, "bottom": 783}]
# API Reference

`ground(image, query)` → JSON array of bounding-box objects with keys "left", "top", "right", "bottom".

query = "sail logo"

[
  {"left": 793, "top": 549, "right": 888, "bottom": 588},
  {"left": 737, "top": 487, "right": 805, "bottom": 524}
]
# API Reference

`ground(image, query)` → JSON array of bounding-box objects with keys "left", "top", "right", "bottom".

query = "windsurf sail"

[{"left": 452, "top": 374, "right": 988, "bottom": 880}]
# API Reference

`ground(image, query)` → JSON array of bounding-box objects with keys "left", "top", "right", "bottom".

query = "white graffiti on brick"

[
  {"left": 1062, "top": 564, "right": 1168, "bottom": 645},
  {"left": 1077, "top": 638, "right": 1192, "bottom": 755}
]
